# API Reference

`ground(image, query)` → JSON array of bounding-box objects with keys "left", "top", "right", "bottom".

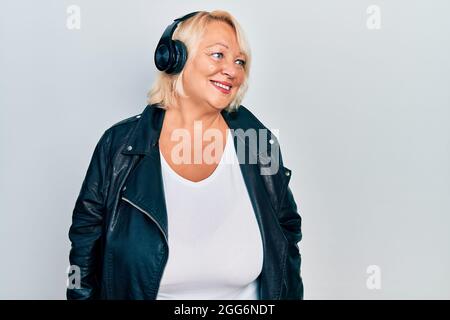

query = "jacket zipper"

[
  {"left": 121, "top": 196, "right": 169, "bottom": 298},
  {"left": 121, "top": 197, "right": 168, "bottom": 244}
]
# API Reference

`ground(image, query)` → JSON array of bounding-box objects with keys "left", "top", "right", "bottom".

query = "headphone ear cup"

[
  {"left": 167, "top": 40, "right": 188, "bottom": 74},
  {"left": 154, "top": 42, "right": 171, "bottom": 72}
]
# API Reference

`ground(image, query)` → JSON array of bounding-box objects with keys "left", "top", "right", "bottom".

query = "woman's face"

[{"left": 181, "top": 21, "right": 247, "bottom": 111}]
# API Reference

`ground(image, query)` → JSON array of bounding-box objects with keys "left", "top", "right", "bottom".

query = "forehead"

[{"left": 199, "top": 21, "right": 241, "bottom": 52}]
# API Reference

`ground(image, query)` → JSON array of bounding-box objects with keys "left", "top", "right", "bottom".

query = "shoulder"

[
  {"left": 109, "top": 113, "right": 142, "bottom": 129},
  {"left": 105, "top": 112, "right": 141, "bottom": 137},
  {"left": 231, "top": 105, "right": 281, "bottom": 147},
  {"left": 97, "top": 109, "right": 145, "bottom": 155},
  {"left": 230, "top": 105, "right": 268, "bottom": 129}
]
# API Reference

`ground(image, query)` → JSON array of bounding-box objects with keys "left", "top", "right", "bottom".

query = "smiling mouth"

[{"left": 210, "top": 80, "right": 232, "bottom": 94}]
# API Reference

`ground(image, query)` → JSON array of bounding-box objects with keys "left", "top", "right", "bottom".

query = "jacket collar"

[{"left": 121, "top": 103, "right": 244, "bottom": 155}]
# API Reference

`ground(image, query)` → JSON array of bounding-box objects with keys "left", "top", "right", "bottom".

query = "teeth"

[{"left": 212, "top": 81, "right": 231, "bottom": 91}]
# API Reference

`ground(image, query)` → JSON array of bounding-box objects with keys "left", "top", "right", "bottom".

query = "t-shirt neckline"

[{"left": 159, "top": 129, "right": 232, "bottom": 187}]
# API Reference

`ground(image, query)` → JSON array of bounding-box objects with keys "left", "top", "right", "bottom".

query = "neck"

[{"left": 165, "top": 96, "right": 226, "bottom": 132}]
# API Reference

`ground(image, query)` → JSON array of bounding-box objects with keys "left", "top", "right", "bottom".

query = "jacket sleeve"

[
  {"left": 278, "top": 171, "right": 304, "bottom": 299},
  {"left": 67, "top": 130, "right": 112, "bottom": 300}
]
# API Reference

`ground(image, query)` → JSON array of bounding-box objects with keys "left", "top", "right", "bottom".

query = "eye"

[
  {"left": 236, "top": 59, "right": 246, "bottom": 67},
  {"left": 211, "top": 52, "right": 246, "bottom": 68},
  {"left": 211, "top": 52, "right": 223, "bottom": 59}
]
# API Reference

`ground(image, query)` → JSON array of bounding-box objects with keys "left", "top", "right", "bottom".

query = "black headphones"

[{"left": 154, "top": 11, "right": 200, "bottom": 75}]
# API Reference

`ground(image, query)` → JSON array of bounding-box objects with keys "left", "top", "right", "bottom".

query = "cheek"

[
  {"left": 207, "top": 64, "right": 216, "bottom": 72},
  {"left": 192, "top": 56, "right": 217, "bottom": 74},
  {"left": 232, "top": 74, "right": 245, "bottom": 91}
]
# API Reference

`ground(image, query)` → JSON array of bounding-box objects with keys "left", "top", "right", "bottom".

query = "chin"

[
  {"left": 206, "top": 98, "right": 230, "bottom": 111},
  {"left": 205, "top": 89, "right": 235, "bottom": 110},
  {"left": 210, "top": 103, "right": 228, "bottom": 111}
]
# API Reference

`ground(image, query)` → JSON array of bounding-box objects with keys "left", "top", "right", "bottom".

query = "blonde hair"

[{"left": 147, "top": 10, "right": 251, "bottom": 113}]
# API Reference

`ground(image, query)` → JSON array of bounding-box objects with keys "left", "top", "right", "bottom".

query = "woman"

[{"left": 67, "top": 10, "right": 303, "bottom": 300}]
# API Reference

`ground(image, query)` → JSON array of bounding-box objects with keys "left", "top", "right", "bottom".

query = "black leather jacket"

[{"left": 67, "top": 104, "right": 303, "bottom": 300}]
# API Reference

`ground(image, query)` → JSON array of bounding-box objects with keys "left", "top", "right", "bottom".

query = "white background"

[{"left": 0, "top": 0, "right": 449, "bottom": 299}]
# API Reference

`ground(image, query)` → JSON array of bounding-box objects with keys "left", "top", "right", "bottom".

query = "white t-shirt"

[{"left": 156, "top": 129, "right": 264, "bottom": 300}]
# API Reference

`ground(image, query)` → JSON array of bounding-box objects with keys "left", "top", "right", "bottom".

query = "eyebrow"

[
  {"left": 207, "top": 42, "right": 229, "bottom": 49},
  {"left": 207, "top": 42, "right": 245, "bottom": 57}
]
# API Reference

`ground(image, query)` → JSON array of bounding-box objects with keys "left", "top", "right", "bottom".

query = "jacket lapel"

[{"left": 120, "top": 105, "right": 169, "bottom": 241}]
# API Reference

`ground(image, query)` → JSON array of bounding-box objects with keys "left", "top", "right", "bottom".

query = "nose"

[{"left": 221, "top": 60, "right": 238, "bottom": 79}]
